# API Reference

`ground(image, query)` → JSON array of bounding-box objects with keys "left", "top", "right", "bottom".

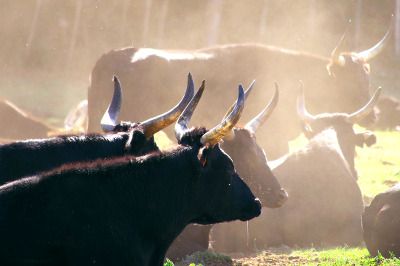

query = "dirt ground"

[
  {"left": 232, "top": 251, "right": 315, "bottom": 266},
  {"left": 176, "top": 247, "right": 317, "bottom": 266}
]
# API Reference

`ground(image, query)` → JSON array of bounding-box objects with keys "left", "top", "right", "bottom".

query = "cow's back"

[
  {"left": 88, "top": 44, "right": 332, "bottom": 159},
  {"left": 211, "top": 130, "right": 364, "bottom": 251},
  {"left": 363, "top": 184, "right": 400, "bottom": 257}
]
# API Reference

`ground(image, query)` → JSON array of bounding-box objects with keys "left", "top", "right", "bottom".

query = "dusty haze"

[{"left": 0, "top": 0, "right": 398, "bottom": 123}]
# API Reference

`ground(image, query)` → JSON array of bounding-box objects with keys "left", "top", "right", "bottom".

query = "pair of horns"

[
  {"left": 175, "top": 79, "right": 279, "bottom": 146},
  {"left": 221, "top": 81, "right": 279, "bottom": 134},
  {"left": 175, "top": 81, "right": 245, "bottom": 147},
  {"left": 297, "top": 84, "right": 382, "bottom": 124},
  {"left": 331, "top": 16, "right": 393, "bottom": 64},
  {"left": 101, "top": 73, "right": 195, "bottom": 138}
]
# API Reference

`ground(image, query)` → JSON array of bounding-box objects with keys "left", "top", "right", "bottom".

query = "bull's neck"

[
  {"left": 119, "top": 146, "right": 201, "bottom": 233},
  {"left": 110, "top": 146, "right": 201, "bottom": 264}
]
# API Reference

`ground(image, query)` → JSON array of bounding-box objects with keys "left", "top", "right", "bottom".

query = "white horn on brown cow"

[
  {"left": 141, "top": 72, "right": 195, "bottom": 139},
  {"left": 355, "top": 17, "right": 393, "bottom": 62},
  {"left": 101, "top": 75, "right": 123, "bottom": 132},
  {"left": 346, "top": 87, "right": 382, "bottom": 124},
  {"left": 297, "top": 81, "right": 316, "bottom": 123},
  {"left": 175, "top": 80, "right": 206, "bottom": 141},
  {"left": 245, "top": 82, "right": 279, "bottom": 134},
  {"left": 200, "top": 85, "right": 245, "bottom": 147},
  {"left": 222, "top": 80, "right": 255, "bottom": 121},
  {"left": 330, "top": 22, "right": 350, "bottom": 66}
]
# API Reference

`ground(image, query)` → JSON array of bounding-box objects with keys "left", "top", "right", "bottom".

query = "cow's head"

[
  {"left": 325, "top": 18, "right": 391, "bottom": 125},
  {"left": 298, "top": 85, "right": 381, "bottom": 179},
  {"left": 221, "top": 83, "right": 288, "bottom": 208},
  {"left": 100, "top": 74, "right": 194, "bottom": 155},
  {"left": 176, "top": 83, "right": 261, "bottom": 224}
]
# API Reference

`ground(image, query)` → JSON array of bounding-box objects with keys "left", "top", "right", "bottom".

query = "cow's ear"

[
  {"left": 301, "top": 122, "right": 314, "bottom": 139},
  {"left": 125, "top": 128, "right": 146, "bottom": 151},
  {"left": 363, "top": 63, "right": 371, "bottom": 74},
  {"left": 355, "top": 132, "right": 376, "bottom": 147}
]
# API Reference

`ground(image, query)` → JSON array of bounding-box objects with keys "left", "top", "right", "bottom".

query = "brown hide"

[
  {"left": 373, "top": 95, "right": 400, "bottom": 130},
  {"left": 211, "top": 129, "right": 364, "bottom": 252},
  {"left": 166, "top": 127, "right": 287, "bottom": 261},
  {"left": 88, "top": 43, "right": 376, "bottom": 159},
  {"left": 363, "top": 183, "right": 400, "bottom": 258}
]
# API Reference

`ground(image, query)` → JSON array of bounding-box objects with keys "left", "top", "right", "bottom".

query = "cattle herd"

[{"left": 0, "top": 18, "right": 399, "bottom": 266}]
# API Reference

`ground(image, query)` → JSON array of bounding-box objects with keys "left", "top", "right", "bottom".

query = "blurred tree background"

[{"left": 0, "top": 0, "right": 397, "bottom": 121}]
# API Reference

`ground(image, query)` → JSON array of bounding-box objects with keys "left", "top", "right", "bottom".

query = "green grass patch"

[
  {"left": 289, "top": 129, "right": 400, "bottom": 199},
  {"left": 356, "top": 130, "right": 400, "bottom": 198},
  {"left": 294, "top": 247, "right": 400, "bottom": 266}
]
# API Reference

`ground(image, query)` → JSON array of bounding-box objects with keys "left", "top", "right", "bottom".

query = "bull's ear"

[
  {"left": 355, "top": 132, "right": 376, "bottom": 147},
  {"left": 301, "top": 121, "right": 314, "bottom": 139},
  {"left": 125, "top": 128, "right": 146, "bottom": 151}
]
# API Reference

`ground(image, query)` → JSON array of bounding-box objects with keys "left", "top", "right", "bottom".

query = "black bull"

[
  {"left": 0, "top": 129, "right": 261, "bottom": 266},
  {"left": 88, "top": 25, "right": 390, "bottom": 159},
  {"left": 0, "top": 79, "right": 262, "bottom": 266},
  {"left": 0, "top": 75, "right": 194, "bottom": 184}
]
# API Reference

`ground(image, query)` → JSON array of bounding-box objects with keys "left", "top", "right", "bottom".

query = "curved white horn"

[
  {"left": 222, "top": 80, "right": 255, "bottom": 121},
  {"left": 330, "top": 29, "right": 348, "bottom": 65},
  {"left": 245, "top": 82, "right": 279, "bottom": 133},
  {"left": 346, "top": 87, "right": 382, "bottom": 124},
  {"left": 140, "top": 72, "right": 195, "bottom": 138},
  {"left": 101, "top": 76, "right": 123, "bottom": 132},
  {"left": 175, "top": 81, "right": 205, "bottom": 141},
  {"left": 296, "top": 81, "right": 316, "bottom": 123},
  {"left": 356, "top": 16, "right": 393, "bottom": 62}
]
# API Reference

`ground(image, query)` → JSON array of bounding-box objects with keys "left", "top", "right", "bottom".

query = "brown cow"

[
  {"left": 373, "top": 95, "right": 400, "bottom": 130},
  {"left": 362, "top": 183, "right": 400, "bottom": 258},
  {"left": 211, "top": 87, "right": 380, "bottom": 251},
  {"left": 166, "top": 83, "right": 288, "bottom": 261},
  {"left": 87, "top": 20, "right": 391, "bottom": 159}
]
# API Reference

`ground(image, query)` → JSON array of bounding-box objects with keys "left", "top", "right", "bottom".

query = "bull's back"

[{"left": 88, "top": 44, "right": 328, "bottom": 158}]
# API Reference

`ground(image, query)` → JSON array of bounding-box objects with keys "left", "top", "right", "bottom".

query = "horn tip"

[
  {"left": 113, "top": 75, "right": 121, "bottom": 85},
  {"left": 187, "top": 73, "right": 193, "bottom": 85},
  {"left": 238, "top": 85, "right": 245, "bottom": 98}
]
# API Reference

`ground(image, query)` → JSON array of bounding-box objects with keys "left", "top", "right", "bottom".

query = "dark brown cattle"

[
  {"left": 0, "top": 98, "right": 55, "bottom": 140},
  {"left": 87, "top": 21, "right": 391, "bottom": 159},
  {"left": 373, "top": 95, "right": 400, "bottom": 130},
  {"left": 211, "top": 87, "right": 380, "bottom": 251},
  {"left": 166, "top": 84, "right": 288, "bottom": 260},
  {"left": 362, "top": 183, "right": 400, "bottom": 258}
]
